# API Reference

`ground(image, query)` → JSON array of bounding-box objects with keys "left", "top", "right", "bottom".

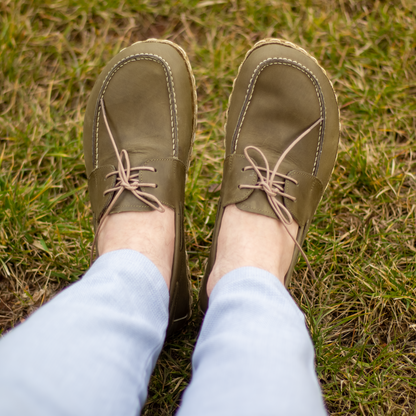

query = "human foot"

[
  {"left": 83, "top": 39, "right": 197, "bottom": 335},
  {"left": 98, "top": 210, "right": 175, "bottom": 288},
  {"left": 200, "top": 39, "right": 340, "bottom": 312},
  {"left": 207, "top": 204, "right": 298, "bottom": 295}
]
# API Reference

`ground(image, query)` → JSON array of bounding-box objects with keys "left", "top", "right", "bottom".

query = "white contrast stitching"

[
  {"left": 94, "top": 53, "right": 177, "bottom": 168},
  {"left": 233, "top": 57, "right": 324, "bottom": 174}
]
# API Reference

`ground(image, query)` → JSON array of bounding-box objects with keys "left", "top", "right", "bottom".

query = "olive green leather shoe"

[
  {"left": 83, "top": 39, "right": 197, "bottom": 336},
  {"left": 199, "top": 39, "right": 340, "bottom": 312}
]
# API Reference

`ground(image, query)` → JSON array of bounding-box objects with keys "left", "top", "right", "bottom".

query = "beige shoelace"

[
  {"left": 239, "top": 117, "right": 323, "bottom": 280},
  {"left": 91, "top": 99, "right": 165, "bottom": 262}
]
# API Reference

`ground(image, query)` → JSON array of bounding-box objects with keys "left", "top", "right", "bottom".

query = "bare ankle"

[
  {"left": 98, "top": 209, "right": 175, "bottom": 288},
  {"left": 207, "top": 204, "right": 298, "bottom": 296}
]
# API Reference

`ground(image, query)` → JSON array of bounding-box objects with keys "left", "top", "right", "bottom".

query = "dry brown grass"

[{"left": 1, "top": 0, "right": 416, "bottom": 414}]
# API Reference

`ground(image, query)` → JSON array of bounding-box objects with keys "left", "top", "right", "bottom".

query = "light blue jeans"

[{"left": 0, "top": 250, "right": 327, "bottom": 415}]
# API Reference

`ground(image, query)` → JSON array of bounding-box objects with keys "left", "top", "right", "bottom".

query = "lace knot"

[{"left": 262, "top": 183, "right": 278, "bottom": 198}]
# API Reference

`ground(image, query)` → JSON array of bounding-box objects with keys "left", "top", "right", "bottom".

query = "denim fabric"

[
  {"left": 0, "top": 252, "right": 326, "bottom": 416},
  {"left": 179, "top": 267, "right": 327, "bottom": 416},
  {"left": 0, "top": 250, "right": 168, "bottom": 416}
]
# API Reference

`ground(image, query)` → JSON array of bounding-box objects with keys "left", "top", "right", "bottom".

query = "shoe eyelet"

[
  {"left": 155, "top": 184, "right": 158, "bottom": 188},
  {"left": 154, "top": 168, "right": 157, "bottom": 173}
]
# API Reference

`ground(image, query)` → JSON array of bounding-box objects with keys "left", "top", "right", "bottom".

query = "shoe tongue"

[
  {"left": 100, "top": 146, "right": 170, "bottom": 169},
  {"left": 244, "top": 147, "right": 299, "bottom": 177},
  {"left": 122, "top": 150, "right": 155, "bottom": 167}
]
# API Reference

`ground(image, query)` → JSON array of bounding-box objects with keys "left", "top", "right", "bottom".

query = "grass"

[{"left": 1, "top": 0, "right": 416, "bottom": 414}]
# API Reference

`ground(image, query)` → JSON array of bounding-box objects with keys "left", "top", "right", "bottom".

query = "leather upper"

[{"left": 84, "top": 42, "right": 195, "bottom": 226}]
